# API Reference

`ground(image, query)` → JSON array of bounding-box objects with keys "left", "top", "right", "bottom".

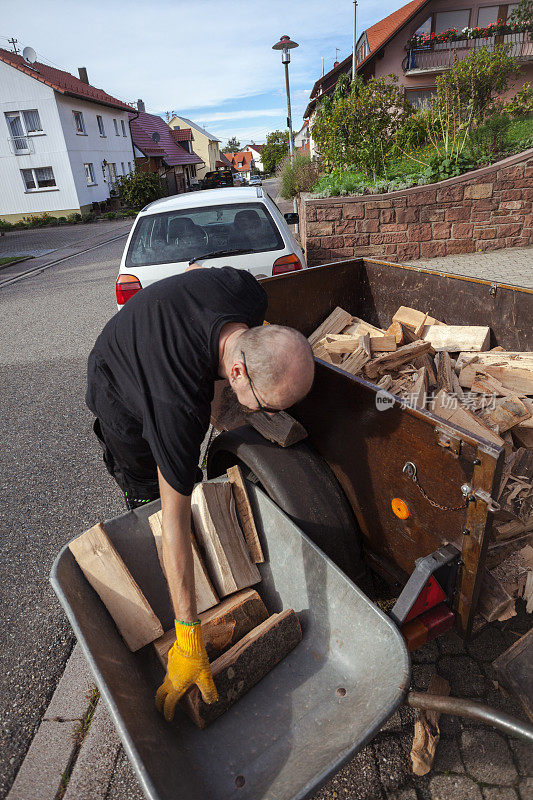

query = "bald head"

[{"left": 234, "top": 325, "right": 314, "bottom": 409}]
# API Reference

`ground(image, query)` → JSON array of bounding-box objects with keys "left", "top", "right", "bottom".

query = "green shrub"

[
  {"left": 104, "top": 211, "right": 117, "bottom": 219},
  {"left": 505, "top": 84, "right": 533, "bottom": 117},
  {"left": 278, "top": 154, "right": 319, "bottom": 199},
  {"left": 394, "top": 108, "right": 430, "bottom": 154},
  {"left": 22, "top": 212, "right": 53, "bottom": 227},
  {"left": 56, "top": 216, "right": 67, "bottom": 224},
  {"left": 82, "top": 211, "right": 97, "bottom": 223},
  {"left": 67, "top": 213, "right": 82, "bottom": 224},
  {"left": 466, "top": 115, "right": 511, "bottom": 163},
  {"left": 0, "top": 219, "right": 14, "bottom": 231},
  {"left": 115, "top": 171, "right": 166, "bottom": 210}
]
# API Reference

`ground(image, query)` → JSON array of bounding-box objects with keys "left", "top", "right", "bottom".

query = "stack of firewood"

[{"left": 309, "top": 305, "right": 533, "bottom": 618}]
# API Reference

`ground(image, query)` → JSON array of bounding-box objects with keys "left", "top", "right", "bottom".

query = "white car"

[
  {"left": 248, "top": 175, "right": 262, "bottom": 186},
  {"left": 116, "top": 187, "right": 306, "bottom": 306}
]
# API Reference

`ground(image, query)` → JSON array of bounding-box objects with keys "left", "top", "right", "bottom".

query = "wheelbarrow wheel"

[{"left": 206, "top": 426, "right": 365, "bottom": 583}]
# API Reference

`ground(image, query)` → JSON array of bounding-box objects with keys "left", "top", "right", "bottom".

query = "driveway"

[{"left": 0, "top": 219, "right": 133, "bottom": 259}]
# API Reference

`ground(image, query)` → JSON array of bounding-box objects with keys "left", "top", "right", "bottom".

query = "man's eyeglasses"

[{"left": 240, "top": 351, "right": 278, "bottom": 414}]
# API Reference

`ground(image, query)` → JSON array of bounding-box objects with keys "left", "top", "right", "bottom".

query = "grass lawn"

[
  {"left": 313, "top": 115, "right": 533, "bottom": 197},
  {"left": 0, "top": 256, "right": 31, "bottom": 267}
]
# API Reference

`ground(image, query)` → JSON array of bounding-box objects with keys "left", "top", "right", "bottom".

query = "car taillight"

[
  {"left": 116, "top": 274, "right": 142, "bottom": 306},
  {"left": 272, "top": 254, "right": 302, "bottom": 275}
]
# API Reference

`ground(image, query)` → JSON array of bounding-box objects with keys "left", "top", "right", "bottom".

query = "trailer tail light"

[
  {"left": 116, "top": 274, "right": 142, "bottom": 306},
  {"left": 402, "top": 604, "right": 455, "bottom": 651},
  {"left": 272, "top": 254, "right": 302, "bottom": 275}
]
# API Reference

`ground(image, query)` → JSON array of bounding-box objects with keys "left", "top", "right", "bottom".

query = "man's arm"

[{"left": 157, "top": 467, "right": 196, "bottom": 622}]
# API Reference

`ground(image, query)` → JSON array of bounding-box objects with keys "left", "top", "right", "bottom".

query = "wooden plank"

[
  {"left": 435, "top": 351, "right": 454, "bottom": 394},
  {"left": 226, "top": 465, "right": 264, "bottom": 563},
  {"left": 392, "top": 306, "right": 433, "bottom": 336},
  {"left": 69, "top": 523, "right": 163, "bottom": 651},
  {"left": 364, "top": 341, "right": 433, "bottom": 381},
  {"left": 153, "top": 588, "right": 269, "bottom": 666},
  {"left": 191, "top": 482, "right": 261, "bottom": 597},
  {"left": 412, "top": 367, "right": 428, "bottom": 410},
  {"left": 148, "top": 511, "right": 219, "bottom": 614},
  {"left": 369, "top": 335, "right": 397, "bottom": 353},
  {"left": 479, "top": 396, "right": 531, "bottom": 433},
  {"left": 430, "top": 390, "right": 504, "bottom": 446},
  {"left": 493, "top": 629, "right": 533, "bottom": 721},
  {"left": 248, "top": 410, "right": 308, "bottom": 447},
  {"left": 423, "top": 325, "right": 490, "bottom": 353},
  {"left": 456, "top": 351, "right": 533, "bottom": 373},
  {"left": 411, "top": 673, "right": 450, "bottom": 776},
  {"left": 471, "top": 371, "right": 522, "bottom": 398},
  {"left": 343, "top": 317, "right": 386, "bottom": 337},
  {"left": 180, "top": 610, "right": 302, "bottom": 728},
  {"left": 358, "top": 333, "right": 372, "bottom": 358},
  {"left": 481, "top": 366, "right": 533, "bottom": 396},
  {"left": 387, "top": 321, "right": 404, "bottom": 345},
  {"left": 308, "top": 306, "right": 352, "bottom": 348},
  {"left": 342, "top": 347, "right": 371, "bottom": 376},
  {"left": 477, "top": 569, "right": 516, "bottom": 622},
  {"left": 323, "top": 335, "right": 359, "bottom": 354}
]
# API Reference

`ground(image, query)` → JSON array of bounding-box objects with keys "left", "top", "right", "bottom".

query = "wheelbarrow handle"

[{"left": 406, "top": 691, "right": 533, "bottom": 744}]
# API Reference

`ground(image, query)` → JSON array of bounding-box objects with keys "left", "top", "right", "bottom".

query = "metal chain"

[{"left": 412, "top": 476, "right": 467, "bottom": 512}]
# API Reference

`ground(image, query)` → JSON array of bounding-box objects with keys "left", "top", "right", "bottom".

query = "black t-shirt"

[{"left": 86, "top": 267, "right": 267, "bottom": 494}]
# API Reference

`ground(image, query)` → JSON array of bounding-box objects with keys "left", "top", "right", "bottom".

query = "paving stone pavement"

[
  {"left": 404, "top": 245, "right": 533, "bottom": 288},
  {"left": 0, "top": 219, "right": 133, "bottom": 258}
]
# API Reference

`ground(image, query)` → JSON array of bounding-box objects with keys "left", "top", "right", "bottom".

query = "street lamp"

[{"left": 272, "top": 34, "right": 299, "bottom": 230}]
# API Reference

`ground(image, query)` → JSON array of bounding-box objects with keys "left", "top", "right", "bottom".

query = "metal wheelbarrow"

[{"left": 51, "top": 479, "right": 411, "bottom": 800}]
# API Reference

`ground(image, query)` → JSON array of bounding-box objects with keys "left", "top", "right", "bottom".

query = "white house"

[
  {"left": 243, "top": 144, "right": 264, "bottom": 172},
  {"left": 0, "top": 48, "right": 136, "bottom": 221}
]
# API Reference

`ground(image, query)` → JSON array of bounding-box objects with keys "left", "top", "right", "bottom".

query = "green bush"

[
  {"left": 67, "top": 213, "right": 82, "bottom": 224},
  {"left": 466, "top": 115, "right": 511, "bottom": 163},
  {"left": 505, "top": 84, "right": 533, "bottom": 117},
  {"left": 56, "top": 216, "right": 67, "bottom": 224},
  {"left": 103, "top": 211, "right": 117, "bottom": 219},
  {"left": 115, "top": 171, "right": 167, "bottom": 210},
  {"left": 22, "top": 212, "right": 53, "bottom": 227},
  {"left": 0, "top": 219, "right": 14, "bottom": 231},
  {"left": 82, "top": 211, "right": 97, "bottom": 223},
  {"left": 278, "top": 154, "right": 319, "bottom": 199}
]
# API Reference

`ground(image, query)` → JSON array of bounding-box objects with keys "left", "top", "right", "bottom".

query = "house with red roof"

[
  {"left": 243, "top": 143, "right": 264, "bottom": 172},
  {"left": 223, "top": 150, "right": 254, "bottom": 181},
  {"left": 0, "top": 48, "right": 137, "bottom": 221},
  {"left": 129, "top": 104, "right": 203, "bottom": 194},
  {"left": 305, "top": 0, "right": 532, "bottom": 155}
]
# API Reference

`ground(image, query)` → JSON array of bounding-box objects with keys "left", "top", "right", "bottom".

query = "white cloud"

[{"left": 195, "top": 108, "right": 285, "bottom": 123}]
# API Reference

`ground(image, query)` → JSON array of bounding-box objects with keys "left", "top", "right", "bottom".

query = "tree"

[
  {"left": 508, "top": 0, "right": 533, "bottom": 25},
  {"left": 261, "top": 130, "right": 289, "bottom": 174},
  {"left": 115, "top": 170, "right": 167, "bottom": 209},
  {"left": 222, "top": 137, "right": 241, "bottom": 153}
]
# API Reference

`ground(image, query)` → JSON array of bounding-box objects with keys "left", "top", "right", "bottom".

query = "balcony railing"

[
  {"left": 8, "top": 136, "right": 35, "bottom": 155},
  {"left": 403, "top": 31, "right": 533, "bottom": 74}
]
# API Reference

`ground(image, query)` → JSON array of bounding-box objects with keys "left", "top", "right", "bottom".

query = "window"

[
  {"left": 73, "top": 111, "right": 86, "bottom": 134},
  {"left": 121, "top": 119, "right": 126, "bottom": 137},
  {"left": 108, "top": 162, "right": 117, "bottom": 180},
  {"left": 435, "top": 9, "right": 471, "bottom": 33},
  {"left": 97, "top": 115, "right": 106, "bottom": 136},
  {"left": 128, "top": 161, "right": 132, "bottom": 172},
  {"left": 405, "top": 88, "right": 436, "bottom": 109},
  {"left": 84, "top": 163, "right": 96, "bottom": 185},
  {"left": 126, "top": 201, "right": 284, "bottom": 268},
  {"left": 121, "top": 162, "right": 125, "bottom": 174},
  {"left": 22, "top": 109, "right": 42, "bottom": 133},
  {"left": 21, "top": 166, "right": 56, "bottom": 190},
  {"left": 5, "top": 110, "right": 43, "bottom": 151},
  {"left": 113, "top": 119, "right": 119, "bottom": 136}
]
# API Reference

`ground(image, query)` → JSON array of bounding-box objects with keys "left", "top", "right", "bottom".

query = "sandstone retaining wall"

[{"left": 299, "top": 149, "right": 533, "bottom": 266}]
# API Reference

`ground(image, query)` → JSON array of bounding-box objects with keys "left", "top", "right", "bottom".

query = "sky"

[{"left": 1, "top": 0, "right": 405, "bottom": 147}]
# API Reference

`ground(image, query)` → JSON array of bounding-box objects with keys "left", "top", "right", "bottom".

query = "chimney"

[
  {"left": 137, "top": 99, "right": 145, "bottom": 113},
  {"left": 78, "top": 67, "right": 89, "bottom": 84}
]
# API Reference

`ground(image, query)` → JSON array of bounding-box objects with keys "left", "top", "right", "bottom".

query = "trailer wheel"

[{"left": 207, "top": 427, "right": 365, "bottom": 583}]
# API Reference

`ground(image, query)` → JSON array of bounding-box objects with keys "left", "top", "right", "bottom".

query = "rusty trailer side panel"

[{"left": 261, "top": 259, "right": 533, "bottom": 636}]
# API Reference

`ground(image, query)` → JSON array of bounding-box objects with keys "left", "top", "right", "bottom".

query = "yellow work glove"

[{"left": 155, "top": 620, "right": 218, "bottom": 722}]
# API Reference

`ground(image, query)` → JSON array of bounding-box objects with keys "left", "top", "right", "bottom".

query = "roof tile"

[{"left": 130, "top": 111, "right": 203, "bottom": 167}]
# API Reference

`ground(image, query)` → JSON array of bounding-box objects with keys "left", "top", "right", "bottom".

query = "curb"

[{"left": 6, "top": 644, "right": 113, "bottom": 800}]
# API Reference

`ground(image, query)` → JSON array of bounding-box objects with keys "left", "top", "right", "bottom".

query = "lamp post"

[{"left": 272, "top": 34, "right": 299, "bottom": 231}]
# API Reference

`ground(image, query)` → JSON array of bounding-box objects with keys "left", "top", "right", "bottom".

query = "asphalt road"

[{"left": 0, "top": 237, "right": 127, "bottom": 798}]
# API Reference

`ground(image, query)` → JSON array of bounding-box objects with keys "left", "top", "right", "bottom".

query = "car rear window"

[{"left": 125, "top": 202, "right": 284, "bottom": 267}]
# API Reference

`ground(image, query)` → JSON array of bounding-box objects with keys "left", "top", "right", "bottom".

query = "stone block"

[
  {"left": 438, "top": 654, "right": 485, "bottom": 696},
  {"left": 446, "top": 207, "right": 470, "bottom": 222},
  {"left": 438, "top": 184, "right": 465, "bottom": 203},
  {"left": 369, "top": 233, "right": 384, "bottom": 245},
  {"left": 499, "top": 189, "right": 523, "bottom": 201},
  {"left": 497, "top": 223, "right": 522, "bottom": 238},
  {"left": 382, "top": 244, "right": 399, "bottom": 255},
  {"left": 374, "top": 736, "right": 411, "bottom": 792},
  {"left": 44, "top": 644, "right": 94, "bottom": 722},
  {"left": 526, "top": 165, "right": 533, "bottom": 179},
  {"left": 104, "top": 746, "right": 145, "bottom": 800},
  {"left": 343, "top": 203, "right": 365, "bottom": 219},
  {"left": 306, "top": 206, "right": 317, "bottom": 222},
  {"left": 380, "top": 223, "right": 406, "bottom": 233},
  {"left": 428, "top": 774, "right": 483, "bottom": 800},
  {"left": 446, "top": 240, "right": 476, "bottom": 255},
  {"left": 353, "top": 246, "right": 376, "bottom": 256},
  {"left": 321, "top": 235, "right": 345, "bottom": 249},
  {"left": 481, "top": 789, "right": 519, "bottom": 800},
  {"left": 411, "top": 639, "right": 438, "bottom": 664},
  {"left": 382, "top": 232, "right": 408, "bottom": 244},
  {"left": 432, "top": 222, "right": 451, "bottom": 239},
  {"left": 505, "top": 236, "right": 530, "bottom": 248},
  {"left": 335, "top": 220, "right": 357, "bottom": 234},
  {"left": 472, "top": 199, "right": 495, "bottom": 211},
  {"left": 465, "top": 183, "right": 493, "bottom": 200},
  {"left": 366, "top": 199, "right": 392, "bottom": 209},
  {"left": 497, "top": 165, "right": 524, "bottom": 181},
  {"left": 510, "top": 740, "right": 533, "bottom": 777},
  {"left": 408, "top": 223, "right": 432, "bottom": 242},
  {"left": 7, "top": 720, "right": 79, "bottom": 800},
  {"left": 392, "top": 196, "right": 408, "bottom": 207},
  {"left": 452, "top": 222, "right": 474, "bottom": 239},
  {"left": 411, "top": 663, "right": 436, "bottom": 691},
  {"left": 385, "top": 788, "right": 418, "bottom": 800},
  {"left": 438, "top": 631, "right": 466, "bottom": 655},
  {"left": 365, "top": 208, "right": 380, "bottom": 219},
  {"left": 307, "top": 221, "right": 333, "bottom": 236},
  {"left": 344, "top": 234, "right": 370, "bottom": 248},
  {"left": 312, "top": 743, "right": 382, "bottom": 800},
  {"left": 420, "top": 241, "right": 446, "bottom": 258},
  {"left": 518, "top": 778, "right": 533, "bottom": 800},
  {"left": 470, "top": 211, "right": 492, "bottom": 222},
  {"left": 317, "top": 206, "right": 342, "bottom": 221},
  {"left": 460, "top": 729, "right": 517, "bottom": 785},
  {"left": 396, "top": 243, "right": 420, "bottom": 261},
  {"left": 409, "top": 189, "right": 437, "bottom": 205},
  {"left": 476, "top": 239, "right": 505, "bottom": 252},
  {"left": 363, "top": 220, "right": 380, "bottom": 233},
  {"left": 475, "top": 227, "right": 498, "bottom": 239},
  {"left": 380, "top": 209, "right": 395, "bottom": 224},
  {"left": 420, "top": 207, "right": 445, "bottom": 223},
  {"left": 396, "top": 209, "right": 418, "bottom": 224},
  {"left": 501, "top": 201, "right": 523, "bottom": 211},
  {"left": 433, "top": 737, "right": 465, "bottom": 773}
]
